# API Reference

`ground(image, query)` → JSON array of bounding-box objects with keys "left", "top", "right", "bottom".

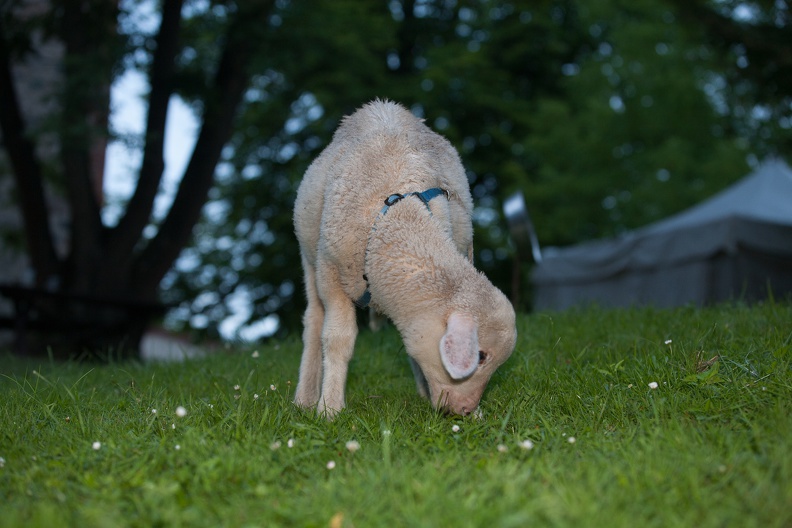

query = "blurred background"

[{"left": 0, "top": 0, "right": 789, "bottom": 357}]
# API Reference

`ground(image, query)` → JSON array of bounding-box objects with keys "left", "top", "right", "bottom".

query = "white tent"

[{"left": 532, "top": 158, "right": 792, "bottom": 310}]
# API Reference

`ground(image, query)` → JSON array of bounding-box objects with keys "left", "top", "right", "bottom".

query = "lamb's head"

[{"left": 401, "top": 274, "right": 517, "bottom": 416}]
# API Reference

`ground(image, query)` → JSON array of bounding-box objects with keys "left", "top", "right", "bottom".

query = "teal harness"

[{"left": 356, "top": 187, "right": 449, "bottom": 308}]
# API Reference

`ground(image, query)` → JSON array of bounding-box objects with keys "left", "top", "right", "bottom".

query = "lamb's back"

[{"left": 295, "top": 100, "right": 474, "bottom": 297}]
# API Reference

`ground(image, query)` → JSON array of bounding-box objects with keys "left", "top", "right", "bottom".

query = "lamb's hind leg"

[
  {"left": 294, "top": 257, "right": 324, "bottom": 408},
  {"left": 317, "top": 264, "right": 358, "bottom": 419}
]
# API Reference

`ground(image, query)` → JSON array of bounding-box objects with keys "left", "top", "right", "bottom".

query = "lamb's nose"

[{"left": 460, "top": 407, "right": 471, "bottom": 416}]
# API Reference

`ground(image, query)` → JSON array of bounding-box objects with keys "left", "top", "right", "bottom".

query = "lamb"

[{"left": 293, "top": 100, "right": 517, "bottom": 418}]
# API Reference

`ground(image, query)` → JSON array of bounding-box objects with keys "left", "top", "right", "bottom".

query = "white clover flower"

[
  {"left": 0, "top": 456, "right": 6, "bottom": 468},
  {"left": 270, "top": 441, "right": 282, "bottom": 451},
  {"left": 151, "top": 409, "right": 157, "bottom": 414},
  {"left": 253, "top": 394, "right": 259, "bottom": 400},
  {"left": 664, "top": 339, "right": 672, "bottom": 345},
  {"left": 326, "top": 460, "right": 336, "bottom": 470},
  {"left": 567, "top": 436, "right": 576, "bottom": 444},
  {"left": 649, "top": 382, "right": 659, "bottom": 389},
  {"left": 175, "top": 406, "right": 187, "bottom": 417},
  {"left": 270, "top": 384, "right": 277, "bottom": 391},
  {"left": 451, "top": 425, "right": 460, "bottom": 433},
  {"left": 382, "top": 429, "right": 392, "bottom": 437},
  {"left": 92, "top": 441, "right": 101, "bottom": 451},
  {"left": 171, "top": 423, "right": 176, "bottom": 430},
  {"left": 345, "top": 440, "right": 360, "bottom": 453},
  {"left": 234, "top": 385, "right": 241, "bottom": 391},
  {"left": 175, "top": 445, "right": 181, "bottom": 451},
  {"left": 518, "top": 439, "right": 534, "bottom": 450},
  {"left": 251, "top": 351, "right": 260, "bottom": 358},
  {"left": 497, "top": 444, "right": 508, "bottom": 453},
  {"left": 287, "top": 438, "right": 295, "bottom": 448}
]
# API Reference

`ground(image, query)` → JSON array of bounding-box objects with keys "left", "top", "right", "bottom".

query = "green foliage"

[
  {"left": 1, "top": 303, "right": 791, "bottom": 526},
  {"left": 668, "top": 0, "right": 792, "bottom": 155}
]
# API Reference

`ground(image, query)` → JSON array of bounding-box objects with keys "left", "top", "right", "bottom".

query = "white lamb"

[{"left": 293, "top": 100, "right": 517, "bottom": 418}]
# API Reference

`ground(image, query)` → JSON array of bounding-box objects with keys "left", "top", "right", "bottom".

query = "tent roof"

[
  {"left": 533, "top": 158, "right": 792, "bottom": 284},
  {"left": 644, "top": 157, "right": 792, "bottom": 234}
]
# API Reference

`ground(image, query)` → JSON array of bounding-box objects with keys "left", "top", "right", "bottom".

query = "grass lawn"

[{"left": 1, "top": 302, "right": 790, "bottom": 527}]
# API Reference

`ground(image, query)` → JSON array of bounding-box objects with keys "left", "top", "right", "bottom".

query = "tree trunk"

[{"left": 0, "top": 18, "right": 60, "bottom": 286}]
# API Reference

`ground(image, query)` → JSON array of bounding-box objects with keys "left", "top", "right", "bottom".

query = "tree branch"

[
  {"left": 134, "top": 1, "right": 276, "bottom": 293},
  {"left": 395, "top": 0, "right": 417, "bottom": 75},
  {"left": 109, "top": 0, "right": 184, "bottom": 263},
  {"left": 0, "top": 17, "right": 60, "bottom": 285}
]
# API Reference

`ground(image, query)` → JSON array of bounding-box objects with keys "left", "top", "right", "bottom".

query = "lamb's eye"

[{"left": 478, "top": 351, "right": 488, "bottom": 365}]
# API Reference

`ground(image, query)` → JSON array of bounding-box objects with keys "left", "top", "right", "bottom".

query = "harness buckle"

[{"left": 384, "top": 193, "right": 404, "bottom": 206}]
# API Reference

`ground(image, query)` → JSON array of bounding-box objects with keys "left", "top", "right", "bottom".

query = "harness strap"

[{"left": 355, "top": 187, "right": 449, "bottom": 308}]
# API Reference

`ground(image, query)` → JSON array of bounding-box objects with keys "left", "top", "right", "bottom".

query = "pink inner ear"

[{"left": 440, "top": 313, "right": 479, "bottom": 379}]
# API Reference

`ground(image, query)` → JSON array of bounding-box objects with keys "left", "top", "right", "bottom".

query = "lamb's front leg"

[
  {"left": 317, "top": 268, "right": 358, "bottom": 419},
  {"left": 294, "top": 257, "right": 324, "bottom": 408}
]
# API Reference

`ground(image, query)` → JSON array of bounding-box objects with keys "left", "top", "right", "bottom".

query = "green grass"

[{"left": 1, "top": 303, "right": 791, "bottom": 527}]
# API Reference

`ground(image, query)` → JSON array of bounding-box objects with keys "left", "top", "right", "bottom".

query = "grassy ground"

[{"left": 1, "top": 302, "right": 790, "bottom": 527}]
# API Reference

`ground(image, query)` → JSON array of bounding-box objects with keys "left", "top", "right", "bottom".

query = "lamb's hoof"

[
  {"left": 293, "top": 396, "right": 318, "bottom": 410},
  {"left": 318, "top": 402, "right": 344, "bottom": 421}
]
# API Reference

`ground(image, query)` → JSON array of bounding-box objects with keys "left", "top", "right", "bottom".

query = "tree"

[{"left": 0, "top": 0, "right": 275, "bottom": 357}]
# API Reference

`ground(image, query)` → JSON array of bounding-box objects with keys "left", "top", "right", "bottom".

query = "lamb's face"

[{"left": 404, "top": 293, "right": 517, "bottom": 416}]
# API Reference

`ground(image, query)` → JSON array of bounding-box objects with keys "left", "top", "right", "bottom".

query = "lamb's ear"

[{"left": 439, "top": 313, "right": 479, "bottom": 380}]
